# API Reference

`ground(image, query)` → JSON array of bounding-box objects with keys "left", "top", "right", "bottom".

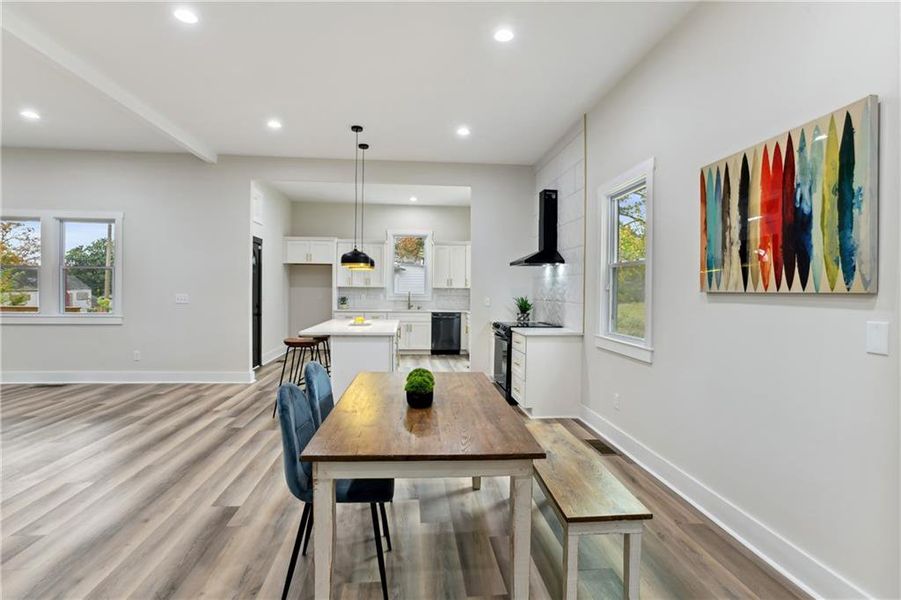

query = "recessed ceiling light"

[
  {"left": 266, "top": 119, "right": 283, "bottom": 130},
  {"left": 173, "top": 8, "right": 199, "bottom": 24},
  {"left": 494, "top": 28, "right": 514, "bottom": 43},
  {"left": 19, "top": 108, "right": 41, "bottom": 121},
  {"left": 456, "top": 125, "right": 471, "bottom": 137},
  {"left": 409, "top": 196, "right": 418, "bottom": 202}
]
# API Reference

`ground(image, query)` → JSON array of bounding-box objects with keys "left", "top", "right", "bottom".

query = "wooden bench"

[{"left": 525, "top": 421, "right": 652, "bottom": 599}]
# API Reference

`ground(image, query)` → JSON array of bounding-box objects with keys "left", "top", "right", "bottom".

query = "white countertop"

[
  {"left": 334, "top": 309, "right": 470, "bottom": 314},
  {"left": 511, "top": 327, "right": 583, "bottom": 337},
  {"left": 300, "top": 319, "right": 400, "bottom": 337}
]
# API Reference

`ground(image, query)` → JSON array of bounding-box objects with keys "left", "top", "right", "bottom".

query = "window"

[
  {"left": 1, "top": 219, "right": 41, "bottom": 312},
  {"left": 0, "top": 210, "right": 123, "bottom": 324},
  {"left": 597, "top": 158, "right": 653, "bottom": 363},
  {"left": 62, "top": 220, "right": 116, "bottom": 314},
  {"left": 388, "top": 230, "right": 432, "bottom": 299}
]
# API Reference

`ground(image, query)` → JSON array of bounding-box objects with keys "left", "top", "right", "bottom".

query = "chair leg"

[
  {"left": 379, "top": 502, "right": 392, "bottom": 552},
  {"left": 275, "top": 346, "right": 292, "bottom": 417},
  {"left": 281, "top": 504, "right": 310, "bottom": 600},
  {"left": 302, "top": 510, "right": 313, "bottom": 556},
  {"left": 370, "top": 503, "right": 389, "bottom": 600}
]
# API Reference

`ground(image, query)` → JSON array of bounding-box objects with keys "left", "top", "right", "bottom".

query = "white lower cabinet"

[
  {"left": 461, "top": 313, "right": 470, "bottom": 353},
  {"left": 390, "top": 312, "right": 431, "bottom": 352},
  {"left": 510, "top": 332, "right": 582, "bottom": 417}
]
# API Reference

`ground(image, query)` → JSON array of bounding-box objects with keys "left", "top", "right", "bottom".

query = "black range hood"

[{"left": 510, "top": 189, "right": 565, "bottom": 266}]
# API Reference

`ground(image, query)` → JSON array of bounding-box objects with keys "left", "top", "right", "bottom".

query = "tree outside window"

[
  {"left": 0, "top": 219, "right": 41, "bottom": 312},
  {"left": 62, "top": 221, "right": 115, "bottom": 313}
]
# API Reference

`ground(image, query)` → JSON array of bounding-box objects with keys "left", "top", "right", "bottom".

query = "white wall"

[
  {"left": 577, "top": 3, "right": 899, "bottom": 597},
  {"left": 290, "top": 201, "right": 471, "bottom": 242},
  {"left": 287, "top": 264, "right": 333, "bottom": 338},
  {"left": 1, "top": 150, "right": 533, "bottom": 379},
  {"left": 251, "top": 181, "right": 292, "bottom": 365},
  {"left": 532, "top": 119, "right": 585, "bottom": 332}
]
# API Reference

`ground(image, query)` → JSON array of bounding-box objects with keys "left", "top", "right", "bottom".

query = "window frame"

[
  {"left": 386, "top": 229, "right": 433, "bottom": 301},
  {"left": 595, "top": 158, "right": 654, "bottom": 363},
  {"left": 0, "top": 209, "right": 124, "bottom": 325}
]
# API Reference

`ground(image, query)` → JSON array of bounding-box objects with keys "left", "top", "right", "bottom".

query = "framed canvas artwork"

[{"left": 700, "top": 95, "right": 878, "bottom": 294}]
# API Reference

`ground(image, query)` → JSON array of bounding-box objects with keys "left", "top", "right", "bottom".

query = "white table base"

[{"left": 312, "top": 459, "right": 534, "bottom": 599}]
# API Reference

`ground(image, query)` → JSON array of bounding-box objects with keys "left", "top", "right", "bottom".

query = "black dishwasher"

[{"left": 431, "top": 312, "right": 461, "bottom": 354}]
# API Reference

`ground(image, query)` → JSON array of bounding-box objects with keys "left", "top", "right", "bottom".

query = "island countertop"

[{"left": 300, "top": 319, "right": 400, "bottom": 337}]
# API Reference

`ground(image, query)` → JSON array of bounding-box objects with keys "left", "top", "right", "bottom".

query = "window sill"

[
  {"left": 594, "top": 334, "right": 653, "bottom": 364},
  {"left": 0, "top": 314, "right": 124, "bottom": 325}
]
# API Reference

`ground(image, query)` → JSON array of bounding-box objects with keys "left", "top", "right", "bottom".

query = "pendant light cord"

[
  {"left": 353, "top": 129, "right": 360, "bottom": 249},
  {"left": 360, "top": 145, "right": 366, "bottom": 245}
]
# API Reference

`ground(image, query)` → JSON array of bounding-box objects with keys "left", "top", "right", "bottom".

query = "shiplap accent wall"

[{"left": 531, "top": 119, "right": 585, "bottom": 332}]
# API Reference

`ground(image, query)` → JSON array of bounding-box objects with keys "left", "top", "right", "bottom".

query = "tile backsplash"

[
  {"left": 337, "top": 288, "right": 471, "bottom": 311},
  {"left": 531, "top": 120, "right": 585, "bottom": 331}
]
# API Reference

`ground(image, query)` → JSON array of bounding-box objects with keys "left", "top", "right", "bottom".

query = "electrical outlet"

[
  {"left": 133, "top": 350, "right": 141, "bottom": 362},
  {"left": 613, "top": 393, "right": 621, "bottom": 411},
  {"left": 175, "top": 293, "right": 190, "bottom": 304},
  {"left": 483, "top": 296, "right": 491, "bottom": 307}
]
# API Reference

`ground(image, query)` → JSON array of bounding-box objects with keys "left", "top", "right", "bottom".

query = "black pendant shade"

[
  {"left": 340, "top": 247, "right": 371, "bottom": 270},
  {"left": 341, "top": 126, "right": 375, "bottom": 271}
]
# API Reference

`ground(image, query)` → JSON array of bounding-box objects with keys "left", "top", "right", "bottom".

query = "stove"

[{"left": 492, "top": 321, "right": 562, "bottom": 403}]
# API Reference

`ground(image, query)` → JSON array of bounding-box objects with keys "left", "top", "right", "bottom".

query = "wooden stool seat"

[{"left": 284, "top": 337, "right": 318, "bottom": 348}]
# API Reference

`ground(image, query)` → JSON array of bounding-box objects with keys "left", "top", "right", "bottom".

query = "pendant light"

[
  {"left": 340, "top": 125, "right": 373, "bottom": 270},
  {"left": 357, "top": 141, "right": 375, "bottom": 271}
]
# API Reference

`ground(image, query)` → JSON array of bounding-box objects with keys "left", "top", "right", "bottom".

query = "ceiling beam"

[{"left": 2, "top": 9, "right": 218, "bottom": 163}]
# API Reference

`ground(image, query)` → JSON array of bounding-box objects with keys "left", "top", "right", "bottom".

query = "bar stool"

[
  {"left": 313, "top": 336, "right": 332, "bottom": 374},
  {"left": 274, "top": 337, "right": 321, "bottom": 418}
]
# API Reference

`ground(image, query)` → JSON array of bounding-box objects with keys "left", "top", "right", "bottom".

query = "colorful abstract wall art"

[{"left": 700, "top": 96, "right": 878, "bottom": 294}]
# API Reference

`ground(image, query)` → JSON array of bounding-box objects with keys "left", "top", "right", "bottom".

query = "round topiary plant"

[
  {"left": 407, "top": 368, "right": 434, "bottom": 385},
  {"left": 405, "top": 372, "right": 434, "bottom": 409}
]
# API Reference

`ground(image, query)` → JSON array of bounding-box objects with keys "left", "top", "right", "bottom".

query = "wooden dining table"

[{"left": 301, "top": 371, "right": 546, "bottom": 599}]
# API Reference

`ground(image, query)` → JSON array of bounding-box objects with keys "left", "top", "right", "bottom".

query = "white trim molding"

[
  {"left": 0, "top": 371, "right": 255, "bottom": 384},
  {"left": 578, "top": 404, "right": 872, "bottom": 600},
  {"left": 596, "top": 157, "right": 655, "bottom": 362}
]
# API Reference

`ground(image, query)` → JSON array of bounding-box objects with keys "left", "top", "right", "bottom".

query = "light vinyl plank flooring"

[{"left": 1, "top": 360, "right": 807, "bottom": 599}]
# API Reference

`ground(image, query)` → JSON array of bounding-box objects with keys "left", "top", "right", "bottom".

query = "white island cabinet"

[{"left": 299, "top": 319, "right": 399, "bottom": 400}]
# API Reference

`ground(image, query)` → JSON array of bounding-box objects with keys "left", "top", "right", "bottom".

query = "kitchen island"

[{"left": 299, "top": 318, "right": 400, "bottom": 399}]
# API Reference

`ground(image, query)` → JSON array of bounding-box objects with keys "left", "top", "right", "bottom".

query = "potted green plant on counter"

[
  {"left": 405, "top": 368, "right": 435, "bottom": 408},
  {"left": 338, "top": 296, "right": 349, "bottom": 309},
  {"left": 514, "top": 296, "right": 533, "bottom": 324}
]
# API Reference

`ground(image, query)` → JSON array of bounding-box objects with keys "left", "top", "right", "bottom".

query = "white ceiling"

[
  {"left": 2, "top": 2, "right": 693, "bottom": 165},
  {"left": 269, "top": 181, "right": 471, "bottom": 207}
]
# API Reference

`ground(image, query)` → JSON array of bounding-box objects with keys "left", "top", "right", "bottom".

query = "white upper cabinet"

[
  {"left": 433, "top": 243, "right": 470, "bottom": 288},
  {"left": 284, "top": 237, "right": 335, "bottom": 264}
]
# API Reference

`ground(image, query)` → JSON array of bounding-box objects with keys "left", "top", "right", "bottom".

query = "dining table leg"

[
  {"left": 313, "top": 465, "right": 336, "bottom": 599},
  {"left": 509, "top": 472, "right": 532, "bottom": 600}
]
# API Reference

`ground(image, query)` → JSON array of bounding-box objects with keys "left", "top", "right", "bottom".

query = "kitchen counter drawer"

[
  {"left": 510, "top": 375, "right": 526, "bottom": 404},
  {"left": 512, "top": 332, "right": 526, "bottom": 353},
  {"left": 511, "top": 348, "right": 526, "bottom": 379}
]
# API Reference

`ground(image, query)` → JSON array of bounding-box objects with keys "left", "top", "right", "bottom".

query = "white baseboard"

[
  {"left": 579, "top": 404, "right": 870, "bottom": 600},
  {"left": 261, "top": 346, "right": 285, "bottom": 366},
  {"left": 1, "top": 370, "right": 255, "bottom": 384}
]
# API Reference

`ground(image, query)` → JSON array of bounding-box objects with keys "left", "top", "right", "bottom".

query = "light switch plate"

[{"left": 866, "top": 321, "right": 889, "bottom": 355}]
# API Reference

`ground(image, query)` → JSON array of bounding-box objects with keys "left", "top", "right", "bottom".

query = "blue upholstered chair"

[
  {"left": 304, "top": 361, "right": 334, "bottom": 427},
  {"left": 276, "top": 382, "right": 393, "bottom": 600},
  {"left": 302, "top": 361, "right": 393, "bottom": 555}
]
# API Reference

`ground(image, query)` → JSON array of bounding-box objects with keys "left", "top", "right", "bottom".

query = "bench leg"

[
  {"left": 562, "top": 531, "right": 579, "bottom": 600},
  {"left": 623, "top": 530, "right": 642, "bottom": 599},
  {"left": 472, "top": 476, "right": 481, "bottom": 490}
]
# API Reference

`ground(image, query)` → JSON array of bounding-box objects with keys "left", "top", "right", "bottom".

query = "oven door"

[{"left": 493, "top": 332, "right": 510, "bottom": 390}]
